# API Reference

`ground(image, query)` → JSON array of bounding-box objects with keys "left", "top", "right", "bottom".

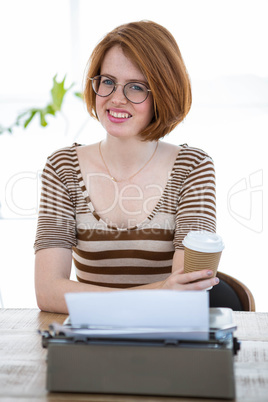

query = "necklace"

[{"left": 99, "top": 140, "right": 159, "bottom": 183}]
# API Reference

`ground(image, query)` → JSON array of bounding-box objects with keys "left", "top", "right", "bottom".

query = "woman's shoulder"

[
  {"left": 47, "top": 143, "right": 82, "bottom": 162},
  {"left": 170, "top": 144, "right": 214, "bottom": 177},
  {"left": 177, "top": 144, "right": 214, "bottom": 167},
  {"left": 44, "top": 143, "right": 83, "bottom": 179}
]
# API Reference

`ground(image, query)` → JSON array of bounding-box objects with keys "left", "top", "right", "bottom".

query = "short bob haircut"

[{"left": 84, "top": 20, "right": 192, "bottom": 141}]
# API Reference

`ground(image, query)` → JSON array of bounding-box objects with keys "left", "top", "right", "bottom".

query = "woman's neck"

[
  {"left": 100, "top": 136, "right": 159, "bottom": 181},
  {"left": 102, "top": 136, "right": 157, "bottom": 167}
]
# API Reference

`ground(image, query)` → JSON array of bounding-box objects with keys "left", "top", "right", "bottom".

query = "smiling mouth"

[{"left": 108, "top": 110, "right": 132, "bottom": 119}]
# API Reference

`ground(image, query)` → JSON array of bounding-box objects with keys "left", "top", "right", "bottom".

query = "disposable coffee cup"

[{"left": 182, "top": 231, "right": 224, "bottom": 281}]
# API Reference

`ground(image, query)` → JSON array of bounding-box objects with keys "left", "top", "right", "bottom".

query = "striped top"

[{"left": 34, "top": 143, "right": 216, "bottom": 288}]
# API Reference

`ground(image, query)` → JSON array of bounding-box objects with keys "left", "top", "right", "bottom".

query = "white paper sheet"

[{"left": 65, "top": 290, "right": 209, "bottom": 340}]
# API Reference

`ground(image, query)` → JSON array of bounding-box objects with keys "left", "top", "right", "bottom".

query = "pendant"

[{"left": 111, "top": 176, "right": 117, "bottom": 182}]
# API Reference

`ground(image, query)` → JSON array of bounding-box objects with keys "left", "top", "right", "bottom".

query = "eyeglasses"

[{"left": 90, "top": 75, "right": 151, "bottom": 104}]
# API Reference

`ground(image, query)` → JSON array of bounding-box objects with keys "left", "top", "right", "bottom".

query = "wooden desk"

[{"left": 0, "top": 309, "right": 268, "bottom": 402}]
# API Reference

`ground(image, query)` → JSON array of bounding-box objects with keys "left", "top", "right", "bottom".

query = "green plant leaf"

[
  {"left": 0, "top": 74, "right": 78, "bottom": 134},
  {"left": 74, "top": 91, "right": 83, "bottom": 100},
  {"left": 0, "top": 124, "right": 16, "bottom": 135},
  {"left": 39, "top": 110, "right": 48, "bottom": 127},
  {"left": 23, "top": 109, "right": 38, "bottom": 128},
  {"left": 51, "top": 74, "right": 74, "bottom": 111},
  {"left": 44, "top": 104, "right": 56, "bottom": 116}
]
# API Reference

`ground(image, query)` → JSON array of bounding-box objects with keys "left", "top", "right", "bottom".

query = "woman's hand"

[
  {"left": 160, "top": 267, "right": 219, "bottom": 290},
  {"left": 162, "top": 249, "right": 220, "bottom": 290}
]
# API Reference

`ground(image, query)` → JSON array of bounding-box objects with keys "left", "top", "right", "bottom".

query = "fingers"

[
  {"left": 177, "top": 269, "right": 215, "bottom": 284},
  {"left": 183, "top": 276, "right": 219, "bottom": 291},
  {"left": 163, "top": 269, "right": 220, "bottom": 291}
]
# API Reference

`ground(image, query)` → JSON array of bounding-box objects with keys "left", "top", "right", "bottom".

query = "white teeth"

[{"left": 109, "top": 110, "right": 131, "bottom": 119}]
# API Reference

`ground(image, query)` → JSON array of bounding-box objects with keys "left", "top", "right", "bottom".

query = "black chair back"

[{"left": 209, "top": 279, "right": 243, "bottom": 311}]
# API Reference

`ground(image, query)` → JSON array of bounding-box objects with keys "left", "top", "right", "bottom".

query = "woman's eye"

[
  {"left": 102, "top": 79, "right": 114, "bottom": 86},
  {"left": 129, "top": 84, "right": 146, "bottom": 92}
]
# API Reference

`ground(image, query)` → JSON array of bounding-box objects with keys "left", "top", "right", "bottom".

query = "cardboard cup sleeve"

[{"left": 184, "top": 247, "right": 222, "bottom": 280}]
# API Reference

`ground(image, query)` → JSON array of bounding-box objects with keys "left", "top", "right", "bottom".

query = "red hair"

[{"left": 84, "top": 21, "right": 192, "bottom": 141}]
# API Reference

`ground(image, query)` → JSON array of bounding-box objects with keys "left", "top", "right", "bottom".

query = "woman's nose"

[{"left": 111, "top": 85, "right": 127, "bottom": 104}]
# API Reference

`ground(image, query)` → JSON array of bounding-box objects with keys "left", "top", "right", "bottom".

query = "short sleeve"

[
  {"left": 34, "top": 156, "right": 77, "bottom": 253},
  {"left": 173, "top": 154, "right": 216, "bottom": 249}
]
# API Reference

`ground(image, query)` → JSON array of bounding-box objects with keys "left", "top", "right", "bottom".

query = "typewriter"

[{"left": 41, "top": 307, "right": 240, "bottom": 399}]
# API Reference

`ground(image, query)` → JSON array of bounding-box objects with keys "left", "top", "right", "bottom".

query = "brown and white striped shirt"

[{"left": 34, "top": 143, "right": 216, "bottom": 288}]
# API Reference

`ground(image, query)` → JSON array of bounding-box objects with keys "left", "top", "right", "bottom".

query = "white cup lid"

[{"left": 182, "top": 231, "right": 224, "bottom": 253}]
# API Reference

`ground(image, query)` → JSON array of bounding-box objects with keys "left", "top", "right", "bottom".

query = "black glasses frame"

[{"left": 90, "top": 75, "right": 151, "bottom": 104}]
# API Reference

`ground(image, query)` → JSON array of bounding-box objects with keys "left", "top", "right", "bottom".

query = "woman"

[{"left": 34, "top": 21, "right": 219, "bottom": 313}]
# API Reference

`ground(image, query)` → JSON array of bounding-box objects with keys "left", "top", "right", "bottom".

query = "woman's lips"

[{"left": 107, "top": 109, "right": 132, "bottom": 122}]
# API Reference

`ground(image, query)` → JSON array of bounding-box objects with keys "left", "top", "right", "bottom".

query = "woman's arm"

[
  {"left": 35, "top": 248, "right": 219, "bottom": 313},
  {"left": 35, "top": 248, "right": 119, "bottom": 313},
  {"left": 35, "top": 248, "right": 160, "bottom": 313}
]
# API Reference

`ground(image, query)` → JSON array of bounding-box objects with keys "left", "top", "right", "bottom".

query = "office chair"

[{"left": 209, "top": 271, "right": 255, "bottom": 311}]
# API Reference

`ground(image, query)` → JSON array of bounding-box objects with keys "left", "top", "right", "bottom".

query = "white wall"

[{"left": 0, "top": 0, "right": 267, "bottom": 310}]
